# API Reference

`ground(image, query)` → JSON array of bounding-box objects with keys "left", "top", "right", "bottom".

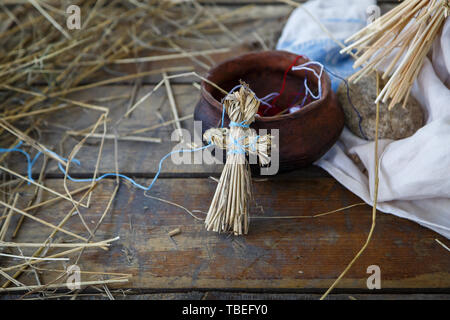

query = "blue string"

[
  {"left": 259, "top": 92, "right": 279, "bottom": 109},
  {"left": 229, "top": 121, "right": 250, "bottom": 128},
  {"left": 55, "top": 144, "right": 213, "bottom": 191},
  {"left": 245, "top": 60, "right": 366, "bottom": 140},
  {"left": 0, "top": 141, "right": 34, "bottom": 184},
  {"left": 292, "top": 62, "right": 324, "bottom": 100},
  {"left": 288, "top": 61, "right": 367, "bottom": 140},
  {"left": 319, "top": 65, "right": 368, "bottom": 140},
  {"left": 260, "top": 92, "right": 280, "bottom": 102},
  {"left": 227, "top": 135, "right": 247, "bottom": 155},
  {"left": 226, "top": 134, "right": 260, "bottom": 155},
  {"left": 0, "top": 141, "right": 213, "bottom": 191},
  {"left": 261, "top": 61, "right": 324, "bottom": 115}
]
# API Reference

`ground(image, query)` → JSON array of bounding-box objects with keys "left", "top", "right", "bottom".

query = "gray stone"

[{"left": 337, "top": 73, "right": 425, "bottom": 140}]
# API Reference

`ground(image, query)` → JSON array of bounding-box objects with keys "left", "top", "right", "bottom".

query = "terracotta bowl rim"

[{"left": 200, "top": 50, "right": 332, "bottom": 123}]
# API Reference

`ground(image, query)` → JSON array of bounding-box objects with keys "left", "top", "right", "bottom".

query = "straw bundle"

[
  {"left": 341, "top": 0, "right": 449, "bottom": 109},
  {"left": 203, "top": 83, "right": 271, "bottom": 235}
]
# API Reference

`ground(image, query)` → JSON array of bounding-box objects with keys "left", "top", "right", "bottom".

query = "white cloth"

[{"left": 277, "top": 0, "right": 450, "bottom": 238}]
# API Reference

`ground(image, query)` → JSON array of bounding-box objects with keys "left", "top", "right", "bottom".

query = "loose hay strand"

[
  {"left": 320, "top": 72, "right": 382, "bottom": 300},
  {"left": 251, "top": 202, "right": 366, "bottom": 219},
  {"left": 435, "top": 239, "right": 450, "bottom": 252}
]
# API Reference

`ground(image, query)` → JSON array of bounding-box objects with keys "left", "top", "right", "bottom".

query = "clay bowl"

[{"left": 194, "top": 50, "right": 344, "bottom": 172}]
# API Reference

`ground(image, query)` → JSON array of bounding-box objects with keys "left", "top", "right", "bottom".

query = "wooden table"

[{"left": 0, "top": 1, "right": 449, "bottom": 300}]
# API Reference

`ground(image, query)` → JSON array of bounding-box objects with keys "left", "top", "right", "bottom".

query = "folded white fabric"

[{"left": 277, "top": 0, "right": 450, "bottom": 238}]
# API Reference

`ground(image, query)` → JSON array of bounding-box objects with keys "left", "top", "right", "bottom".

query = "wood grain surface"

[{"left": 1, "top": 177, "right": 449, "bottom": 293}]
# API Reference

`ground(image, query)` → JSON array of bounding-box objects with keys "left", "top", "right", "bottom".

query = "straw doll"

[{"left": 203, "top": 83, "right": 272, "bottom": 235}]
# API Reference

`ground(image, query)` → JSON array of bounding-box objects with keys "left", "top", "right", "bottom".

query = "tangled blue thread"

[
  {"left": 0, "top": 141, "right": 40, "bottom": 184},
  {"left": 226, "top": 134, "right": 260, "bottom": 155},
  {"left": 314, "top": 64, "right": 367, "bottom": 140},
  {"left": 291, "top": 61, "right": 324, "bottom": 100},
  {"left": 55, "top": 144, "right": 213, "bottom": 191},
  {"left": 0, "top": 140, "right": 212, "bottom": 191},
  {"left": 227, "top": 135, "right": 247, "bottom": 155},
  {"left": 257, "top": 60, "right": 366, "bottom": 140},
  {"left": 229, "top": 121, "right": 250, "bottom": 128},
  {"left": 260, "top": 61, "right": 324, "bottom": 115}
]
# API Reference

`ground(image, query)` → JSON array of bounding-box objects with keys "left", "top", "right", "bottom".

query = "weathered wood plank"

[{"left": 1, "top": 177, "right": 448, "bottom": 291}]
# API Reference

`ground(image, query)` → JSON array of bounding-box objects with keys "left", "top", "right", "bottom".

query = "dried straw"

[
  {"left": 341, "top": 0, "right": 448, "bottom": 109},
  {"left": 320, "top": 72, "right": 382, "bottom": 300}
]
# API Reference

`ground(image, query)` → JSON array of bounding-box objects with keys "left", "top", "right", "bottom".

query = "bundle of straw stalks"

[
  {"left": 341, "top": 0, "right": 449, "bottom": 109},
  {"left": 203, "top": 83, "right": 271, "bottom": 235}
]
